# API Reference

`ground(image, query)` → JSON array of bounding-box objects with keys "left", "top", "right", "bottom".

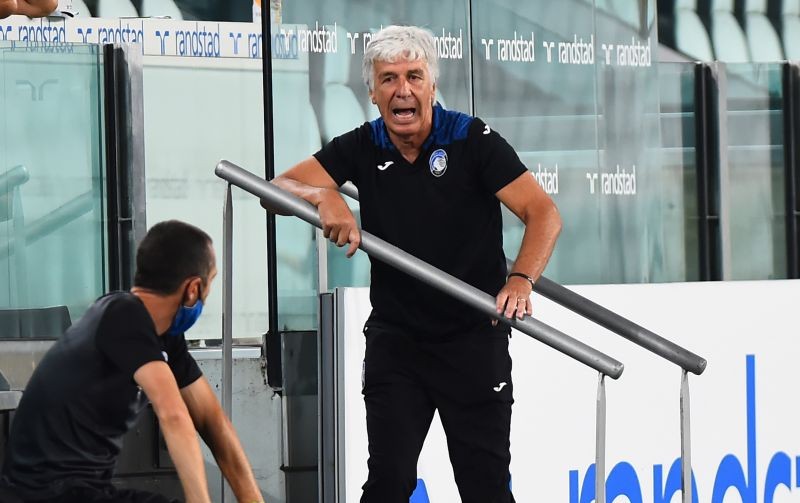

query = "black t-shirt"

[
  {"left": 1, "top": 292, "right": 202, "bottom": 499},
  {"left": 314, "top": 104, "right": 527, "bottom": 335}
]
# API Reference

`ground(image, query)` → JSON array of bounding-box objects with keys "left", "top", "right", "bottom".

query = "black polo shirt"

[
  {"left": 1, "top": 292, "right": 202, "bottom": 499},
  {"left": 315, "top": 104, "right": 527, "bottom": 335}
]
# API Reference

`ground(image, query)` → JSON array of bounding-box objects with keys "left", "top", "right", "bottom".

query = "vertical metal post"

[
  {"left": 260, "top": 0, "right": 281, "bottom": 390},
  {"left": 102, "top": 44, "right": 144, "bottom": 291},
  {"left": 783, "top": 62, "right": 800, "bottom": 278},
  {"left": 712, "top": 62, "right": 732, "bottom": 280},
  {"left": 694, "top": 62, "right": 725, "bottom": 281},
  {"left": 680, "top": 370, "right": 692, "bottom": 503},
  {"left": 638, "top": 0, "right": 647, "bottom": 38},
  {"left": 334, "top": 289, "right": 347, "bottom": 503},
  {"left": 694, "top": 63, "right": 712, "bottom": 280},
  {"left": 102, "top": 44, "right": 125, "bottom": 291},
  {"left": 318, "top": 293, "right": 335, "bottom": 503},
  {"left": 595, "top": 373, "right": 606, "bottom": 503},
  {"left": 122, "top": 44, "right": 147, "bottom": 248},
  {"left": 221, "top": 184, "right": 234, "bottom": 502},
  {"left": 317, "top": 229, "right": 328, "bottom": 293},
  {"left": 102, "top": 44, "right": 121, "bottom": 291}
]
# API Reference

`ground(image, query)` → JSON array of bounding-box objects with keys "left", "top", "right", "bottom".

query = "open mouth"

[{"left": 392, "top": 107, "right": 416, "bottom": 120}]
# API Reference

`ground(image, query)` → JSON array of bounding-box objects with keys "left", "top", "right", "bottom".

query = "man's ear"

[{"left": 186, "top": 277, "right": 203, "bottom": 304}]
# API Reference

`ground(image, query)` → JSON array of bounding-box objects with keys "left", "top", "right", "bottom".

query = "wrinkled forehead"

[{"left": 373, "top": 54, "right": 430, "bottom": 72}]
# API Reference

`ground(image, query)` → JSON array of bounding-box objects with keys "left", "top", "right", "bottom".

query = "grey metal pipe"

[
  {"left": 221, "top": 184, "right": 234, "bottom": 503},
  {"left": 532, "top": 276, "right": 707, "bottom": 375},
  {"left": 215, "top": 160, "right": 624, "bottom": 379},
  {"left": 0, "top": 166, "right": 30, "bottom": 195},
  {"left": 595, "top": 373, "right": 606, "bottom": 503},
  {"left": 680, "top": 370, "right": 693, "bottom": 503},
  {"left": 339, "top": 182, "right": 358, "bottom": 201},
  {"left": 222, "top": 184, "right": 233, "bottom": 417},
  {"left": 347, "top": 182, "right": 706, "bottom": 375}
]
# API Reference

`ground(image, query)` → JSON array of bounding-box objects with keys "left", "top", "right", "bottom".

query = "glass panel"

[
  {"left": 141, "top": 51, "right": 271, "bottom": 341},
  {"left": 64, "top": 0, "right": 252, "bottom": 21},
  {"left": 0, "top": 42, "right": 106, "bottom": 334},
  {"left": 137, "top": 16, "right": 333, "bottom": 337},
  {"left": 658, "top": 62, "right": 701, "bottom": 281},
  {"left": 594, "top": 0, "right": 669, "bottom": 283},
  {"left": 473, "top": 0, "right": 669, "bottom": 285},
  {"left": 725, "top": 63, "right": 786, "bottom": 280},
  {"left": 471, "top": 0, "right": 598, "bottom": 283}
]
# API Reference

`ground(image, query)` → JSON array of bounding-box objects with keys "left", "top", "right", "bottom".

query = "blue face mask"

[{"left": 167, "top": 286, "right": 204, "bottom": 336}]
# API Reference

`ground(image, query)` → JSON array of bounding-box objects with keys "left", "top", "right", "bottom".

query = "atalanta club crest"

[{"left": 429, "top": 149, "right": 448, "bottom": 177}]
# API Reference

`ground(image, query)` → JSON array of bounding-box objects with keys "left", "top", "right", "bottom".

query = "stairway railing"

[
  {"left": 215, "top": 159, "right": 630, "bottom": 502},
  {"left": 338, "top": 175, "right": 707, "bottom": 503}
]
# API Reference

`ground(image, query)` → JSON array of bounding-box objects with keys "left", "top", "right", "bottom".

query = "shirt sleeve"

[
  {"left": 163, "top": 334, "right": 203, "bottom": 389},
  {"left": 312, "top": 126, "right": 364, "bottom": 187},
  {"left": 95, "top": 295, "right": 164, "bottom": 379},
  {"left": 470, "top": 118, "right": 528, "bottom": 194}
]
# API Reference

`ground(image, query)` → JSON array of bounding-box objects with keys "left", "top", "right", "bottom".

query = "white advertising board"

[{"left": 337, "top": 280, "right": 800, "bottom": 502}]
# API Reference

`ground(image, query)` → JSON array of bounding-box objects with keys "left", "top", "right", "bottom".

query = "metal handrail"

[
  {"left": 0, "top": 190, "right": 95, "bottom": 260},
  {"left": 341, "top": 179, "right": 707, "bottom": 375},
  {"left": 215, "top": 160, "right": 624, "bottom": 379},
  {"left": 0, "top": 166, "right": 30, "bottom": 196},
  {"left": 340, "top": 168, "right": 703, "bottom": 503},
  {"left": 532, "top": 276, "right": 706, "bottom": 374}
]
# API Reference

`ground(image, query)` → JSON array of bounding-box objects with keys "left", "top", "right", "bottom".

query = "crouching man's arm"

[
  {"left": 135, "top": 361, "right": 212, "bottom": 503},
  {"left": 181, "top": 375, "right": 265, "bottom": 503}
]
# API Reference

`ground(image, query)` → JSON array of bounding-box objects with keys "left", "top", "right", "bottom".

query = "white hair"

[{"left": 362, "top": 25, "right": 439, "bottom": 91}]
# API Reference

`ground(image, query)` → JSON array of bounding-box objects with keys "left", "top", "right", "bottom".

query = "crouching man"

[{"left": 0, "top": 220, "right": 264, "bottom": 503}]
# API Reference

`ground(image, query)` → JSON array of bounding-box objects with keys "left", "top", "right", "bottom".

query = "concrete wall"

[{"left": 196, "top": 351, "right": 286, "bottom": 503}]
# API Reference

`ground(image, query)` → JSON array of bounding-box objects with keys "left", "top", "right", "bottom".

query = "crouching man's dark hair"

[{"left": 134, "top": 220, "right": 214, "bottom": 295}]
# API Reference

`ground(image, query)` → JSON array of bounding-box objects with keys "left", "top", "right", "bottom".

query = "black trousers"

[{"left": 360, "top": 322, "right": 515, "bottom": 503}]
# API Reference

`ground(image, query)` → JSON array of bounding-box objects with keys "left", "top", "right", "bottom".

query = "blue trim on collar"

[
  {"left": 423, "top": 104, "right": 473, "bottom": 149},
  {"left": 369, "top": 116, "right": 395, "bottom": 151},
  {"left": 369, "top": 104, "right": 474, "bottom": 151}
]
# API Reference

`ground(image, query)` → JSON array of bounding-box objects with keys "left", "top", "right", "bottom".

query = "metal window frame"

[
  {"left": 102, "top": 44, "right": 146, "bottom": 291},
  {"left": 693, "top": 62, "right": 727, "bottom": 281},
  {"left": 259, "top": 0, "right": 282, "bottom": 391},
  {"left": 783, "top": 62, "right": 800, "bottom": 278}
]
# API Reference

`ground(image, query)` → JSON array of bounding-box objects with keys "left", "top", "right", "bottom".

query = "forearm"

[
  {"left": 270, "top": 175, "right": 335, "bottom": 209},
  {"left": 267, "top": 166, "right": 359, "bottom": 256},
  {"left": 201, "top": 415, "right": 263, "bottom": 502},
  {"left": 510, "top": 204, "right": 561, "bottom": 281},
  {"left": 160, "top": 413, "right": 212, "bottom": 503},
  {"left": 0, "top": 0, "right": 17, "bottom": 18},
  {"left": 15, "top": 0, "right": 56, "bottom": 16}
]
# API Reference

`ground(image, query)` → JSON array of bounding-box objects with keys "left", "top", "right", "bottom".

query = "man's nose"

[{"left": 396, "top": 78, "right": 411, "bottom": 97}]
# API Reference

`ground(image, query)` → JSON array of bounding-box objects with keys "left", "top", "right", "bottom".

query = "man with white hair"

[{"left": 269, "top": 25, "right": 561, "bottom": 502}]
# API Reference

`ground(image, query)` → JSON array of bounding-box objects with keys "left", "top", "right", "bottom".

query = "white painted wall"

[{"left": 338, "top": 280, "right": 800, "bottom": 503}]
